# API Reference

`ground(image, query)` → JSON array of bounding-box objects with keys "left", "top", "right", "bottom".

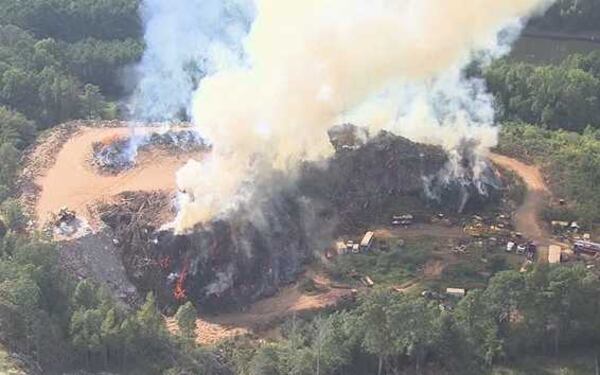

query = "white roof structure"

[
  {"left": 446, "top": 288, "right": 466, "bottom": 297},
  {"left": 548, "top": 245, "right": 562, "bottom": 264},
  {"left": 360, "top": 231, "right": 375, "bottom": 247}
]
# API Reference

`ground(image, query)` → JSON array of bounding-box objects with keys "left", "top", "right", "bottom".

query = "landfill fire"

[
  {"left": 105, "top": 128, "right": 501, "bottom": 311},
  {"left": 173, "top": 0, "right": 553, "bottom": 232},
  {"left": 116, "top": 0, "right": 555, "bottom": 310}
]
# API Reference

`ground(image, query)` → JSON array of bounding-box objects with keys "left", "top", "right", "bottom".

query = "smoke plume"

[
  {"left": 175, "top": 0, "right": 553, "bottom": 232},
  {"left": 130, "top": 0, "right": 253, "bottom": 122}
]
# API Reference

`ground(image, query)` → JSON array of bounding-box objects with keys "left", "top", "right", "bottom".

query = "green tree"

[
  {"left": 0, "top": 143, "right": 20, "bottom": 200},
  {"left": 78, "top": 83, "right": 106, "bottom": 119},
  {"left": 356, "top": 289, "right": 399, "bottom": 375},
  {"left": 249, "top": 345, "right": 281, "bottom": 375},
  {"left": 137, "top": 292, "right": 163, "bottom": 335},
  {"left": 0, "top": 199, "right": 26, "bottom": 232},
  {"left": 175, "top": 302, "right": 197, "bottom": 339},
  {"left": 72, "top": 280, "right": 99, "bottom": 311},
  {"left": 0, "top": 106, "right": 36, "bottom": 149}
]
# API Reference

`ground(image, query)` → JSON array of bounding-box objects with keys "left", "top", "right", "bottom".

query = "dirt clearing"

[
  {"left": 490, "top": 153, "right": 555, "bottom": 263},
  {"left": 27, "top": 126, "right": 202, "bottom": 228},
  {"left": 490, "top": 153, "right": 550, "bottom": 243},
  {"left": 167, "top": 272, "right": 354, "bottom": 345}
]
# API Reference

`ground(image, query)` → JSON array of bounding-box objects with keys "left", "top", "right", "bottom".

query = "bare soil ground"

[
  {"left": 490, "top": 153, "right": 554, "bottom": 262},
  {"left": 30, "top": 126, "right": 200, "bottom": 228},
  {"left": 18, "top": 122, "right": 200, "bottom": 304},
  {"left": 168, "top": 272, "right": 353, "bottom": 345}
]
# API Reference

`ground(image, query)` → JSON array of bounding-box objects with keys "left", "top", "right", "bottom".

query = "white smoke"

[
  {"left": 130, "top": 0, "right": 253, "bottom": 122},
  {"left": 174, "top": 0, "right": 553, "bottom": 232}
]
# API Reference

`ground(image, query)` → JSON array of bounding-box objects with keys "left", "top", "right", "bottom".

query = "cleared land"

[
  {"left": 27, "top": 126, "right": 201, "bottom": 228},
  {"left": 168, "top": 271, "right": 353, "bottom": 345},
  {"left": 21, "top": 125, "right": 555, "bottom": 345},
  {"left": 489, "top": 153, "right": 550, "bottom": 244}
]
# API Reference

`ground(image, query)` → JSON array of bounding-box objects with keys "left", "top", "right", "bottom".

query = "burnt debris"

[
  {"left": 91, "top": 129, "right": 209, "bottom": 174},
  {"left": 104, "top": 127, "right": 500, "bottom": 312}
]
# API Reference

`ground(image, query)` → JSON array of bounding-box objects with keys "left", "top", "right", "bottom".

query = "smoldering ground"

[{"left": 108, "top": 128, "right": 500, "bottom": 311}]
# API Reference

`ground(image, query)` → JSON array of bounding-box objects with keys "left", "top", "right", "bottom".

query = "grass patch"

[
  {"left": 298, "top": 277, "right": 329, "bottom": 295},
  {"left": 327, "top": 240, "right": 435, "bottom": 285}
]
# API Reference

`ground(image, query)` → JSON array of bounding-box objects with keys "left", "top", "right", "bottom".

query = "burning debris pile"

[
  {"left": 91, "top": 135, "right": 134, "bottom": 172},
  {"left": 91, "top": 129, "right": 209, "bottom": 174},
  {"left": 301, "top": 126, "right": 449, "bottom": 230},
  {"left": 102, "top": 182, "right": 327, "bottom": 311},
  {"left": 107, "top": 126, "right": 500, "bottom": 312}
]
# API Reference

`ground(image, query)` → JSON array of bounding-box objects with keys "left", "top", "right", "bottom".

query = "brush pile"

[
  {"left": 91, "top": 135, "right": 134, "bottom": 173},
  {"left": 90, "top": 129, "right": 209, "bottom": 174},
  {"left": 93, "top": 191, "right": 175, "bottom": 295}
]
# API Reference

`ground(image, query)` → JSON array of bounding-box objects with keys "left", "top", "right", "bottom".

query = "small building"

[
  {"left": 548, "top": 245, "right": 562, "bottom": 264},
  {"left": 360, "top": 231, "right": 375, "bottom": 251},
  {"left": 446, "top": 288, "right": 466, "bottom": 298}
]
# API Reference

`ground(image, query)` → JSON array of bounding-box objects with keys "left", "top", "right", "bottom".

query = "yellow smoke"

[{"left": 175, "top": 0, "right": 551, "bottom": 232}]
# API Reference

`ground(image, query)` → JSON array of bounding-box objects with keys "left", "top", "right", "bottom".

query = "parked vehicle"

[{"left": 506, "top": 241, "right": 515, "bottom": 252}]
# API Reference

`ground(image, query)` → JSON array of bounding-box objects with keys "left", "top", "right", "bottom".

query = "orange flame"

[{"left": 173, "top": 263, "right": 188, "bottom": 301}]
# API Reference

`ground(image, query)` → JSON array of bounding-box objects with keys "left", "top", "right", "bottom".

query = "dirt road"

[
  {"left": 170, "top": 273, "right": 353, "bottom": 345},
  {"left": 490, "top": 153, "right": 550, "bottom": 244},
  {"left": 490, "top": 153, "right": 552, "bottom": 263}
]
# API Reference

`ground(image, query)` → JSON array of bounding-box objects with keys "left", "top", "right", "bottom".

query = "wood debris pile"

[{"left": 90, "top": 130, "right": 209, "bottom": 174}]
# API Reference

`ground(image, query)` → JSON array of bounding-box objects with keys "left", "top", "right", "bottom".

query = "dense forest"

[
  {"left": 0, "top": 1, "right": 600, "bottom": 374},
  {"left": 0, "top": 0, "right": 143, "bottom": 201},
  {"left": 220, "top": 265, "right": 600, "bottom": 375},
  {"left": 497, "top": 123, "right": 600, "bottom": 225},
  {"left": 486, "top": 52, "right": 600, "bottom": 132}
]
